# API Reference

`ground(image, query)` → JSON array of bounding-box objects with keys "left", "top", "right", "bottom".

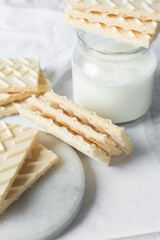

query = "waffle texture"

[
  {"left": 0, "top": 122, "right": 39, "bottom": 204},
  {"left": 44, "top": 91, "right": 133, "bottom": 154},
  {"left": 68, "top": 0, "right": 160, "bottom": 20},
  {"left": 0, "top": 69, "right": 51, "bottom": 106},
  {"left": 0, "top": 58, "right": 40, "bottom": 93},
  {"left": 66, "top": 7, "right": 160, "bottom": 34},
  {"left": 65, "top": 15, "right": 156, "bottom": 47},
  {"left": 18, "top": 91, "right": 133, "bottom": 166},
  {"left": 0, "top": 142, "right": 58, "bottom": 214}
]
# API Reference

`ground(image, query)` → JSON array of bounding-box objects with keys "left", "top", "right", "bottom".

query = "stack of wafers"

[
  {"left": 0, "top": 121, "right": 58, "bottom": 214},
  {"left": 0, "top": 57, "right": 51, "bottom": 116},
  {"left": 65, "top": 0, "right": 160, "bottom": 47},
  {"left": 17, "top": 90, "right": 133, "bottom": 166},
  {"left": 0, "top": 56, "right": 133, "bottom": 166}
]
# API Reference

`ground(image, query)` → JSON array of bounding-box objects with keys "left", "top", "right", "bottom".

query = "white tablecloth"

[{"left": 1, "top": 1, "right": 160, "bottom": 240}]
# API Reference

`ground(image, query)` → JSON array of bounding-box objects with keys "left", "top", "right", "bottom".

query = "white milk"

[{"left": 72, "top": 37, "right": 157, "bottom": 123}]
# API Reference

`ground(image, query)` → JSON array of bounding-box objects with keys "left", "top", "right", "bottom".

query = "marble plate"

[{"left": 0, "top": 130, "right": 85, "bottom": 240}]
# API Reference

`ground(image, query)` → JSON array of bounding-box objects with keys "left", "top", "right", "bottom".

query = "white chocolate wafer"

[
  {"left": 18, "top": 91, "right": 133, "bottom": 164},
  {"left": 0, "top": 58, "right": 40, "bottom": 93},
  {"left": 44, "top": 91, "right": 133, "bottom": 154},
  {"left": 26, "top": 95, "right": 122, "bottom": 156},
  {"left": 0, "top": 122, "right": 39, "bottom": 204},
  {"left": 65, "top": 15, "right": 156, "bottom": 47},
  {"left": 18, "top": 104, "right": 111, "bottom": 165},
  {"left": 0, "top": 69, "right": 51, "bottom": 106},
  {"left": 68, "top": 0, "right": 160, "bottom": 21},
  {"left": 0, "top": 143, "right": 58, "bottom": 214},
  {"left": 66, "top": 7, "right": 160, "bottom": 34}
]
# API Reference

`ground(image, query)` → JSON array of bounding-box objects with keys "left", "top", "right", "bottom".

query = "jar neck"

[{"left": 77, "top": 30, "right": 149, "bottom": 61}]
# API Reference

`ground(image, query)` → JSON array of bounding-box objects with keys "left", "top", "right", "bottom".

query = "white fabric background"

[{"left": 0, "top": 1, "right": 160, "bottom": 240}]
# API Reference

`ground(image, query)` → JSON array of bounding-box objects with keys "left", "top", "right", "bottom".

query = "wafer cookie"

[
  {"left": 68, "top": 0, "right": 160, "bottom": 21},
  {"left": 26, "top": 95, "right": 121, "bottom": 156},
  {"left": 65, "top": 15, "right": 155, "bottom": 47},
  {"left": 0, "top": 143, "right": 58, "bottom": 214},
  {"left": 0, "top": 122, "right": 39, "bottom": 204},
  {"left": 0, "top": 57, "right": 40, "bottom": 93},
  {"left": 0, "top": 69, "right": 51, "bottom": 106},
  {"left": 18, "top": 104, "right": 111, "bottom": 165},
  {"left": 44, "top": 91, "right": 133, "bottom": 154},
  {"left": 66, "top": 7, "right": 160, "bottom": 34}
]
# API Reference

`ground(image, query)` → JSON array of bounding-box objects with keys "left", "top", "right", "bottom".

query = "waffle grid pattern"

[
  {"left": 0, "top": 58, "right": 40, "bottom": 91},
  {"left": 0, "top": 143, "right": 58, "bottom": 214},
  {"left": 0, "top": 122, "right": 38, "bottom": 204}
]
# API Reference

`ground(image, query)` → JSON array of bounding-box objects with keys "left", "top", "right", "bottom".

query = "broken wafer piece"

[
  {"left": 0, "top": 142, "right": 58, "bottom": 214},
  {"left": 66, "top": 7, "right": 160, "bottom": 34},
  {"left": 44, "top": 91, "right": 133, "bottom": 154},
  {"left": 65, "top": 15, "right": 156, "bottom": 47},
  {"left": 18, "top": 91, "right": 133, "bottom": 165},
  {"left": 18, "top": 105, "right": 111, "bottom": 165},
  {"left": 25, "top": 95, "right": 121, "bottom": 156},
  {"left": 68, "top": 0, "right": 160, "bottom": 21},
  {"left": 0, "top": 58, "right": 40, "bottom": 93},
  {"left": 0, "top": 69, "right": 51, "bottom": 106},
  {"left": 0, "top": 122, "right": 39, "bottom": 204}
]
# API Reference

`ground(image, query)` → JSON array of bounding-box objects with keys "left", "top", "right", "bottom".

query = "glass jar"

[{"left": 72, "top": 30, "right": 157, "bottom": 124}]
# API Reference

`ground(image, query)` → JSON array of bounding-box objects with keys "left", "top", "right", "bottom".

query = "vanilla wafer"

[
  {"left": 0, "top": 57, "right": 40, "bottom": 93},
  {"left": 18, "top": 91, "right": 133, "bottom": 165},
  {"left": 18, "top": 104, "right": 111, "bottom": 165},
  {"left": 0, "top": 143, "right": 58, "bottom": 214},
  {"left": 44, "top": 91, "right": 133, "bottom": 154},
  {"left": 26, "top": 95, "right": 121, "bottom": 156},
  {"left": 0, "top": 122, "right": 39, "bottom": 204},
  {"left": 68, "top": 0, "right": 160, "bottom": 21},
  {"left": 65, "top": 15, "right": 156, "bottom": 47},
  {"left": 66, "top": 7, "right": 160, "bottom": 34},
  {"left": 0, "top": 69, "right": 51, "bottom": 106}
]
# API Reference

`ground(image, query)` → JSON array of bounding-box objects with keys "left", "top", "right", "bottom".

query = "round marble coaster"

[{"left": 0, "top": 131, "right": 85, "bottom": 240}]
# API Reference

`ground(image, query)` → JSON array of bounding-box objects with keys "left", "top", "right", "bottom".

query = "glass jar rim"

[{"left": 77, "top": 30, "right": 148, "bottom": 56}]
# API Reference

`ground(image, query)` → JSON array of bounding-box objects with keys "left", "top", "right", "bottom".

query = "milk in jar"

[{"left": 72, "top": 30, "right": 157, "bottom": 123}]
